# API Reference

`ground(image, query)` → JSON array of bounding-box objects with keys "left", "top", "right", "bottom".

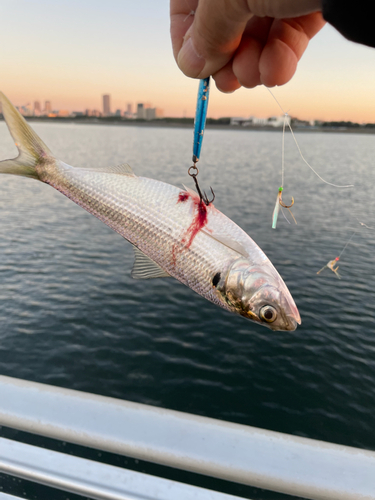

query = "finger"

[
  {"left": 259, "top": 13, "right": 326, "bottom": 86},
  {"left": 212, "top": 62, "right": 241, "bottom": 93},
  {"left": 176, "top": 0, "right": 253, "bottom": 78},
  {"left": 170, "top": 0, "right": 199, "bottom": 61},
  {"left": 247, "top": 0, "right": 322, "bottom": 18},
  {"left": 232, "top": 16, "right": 273, "bottom": 88}
]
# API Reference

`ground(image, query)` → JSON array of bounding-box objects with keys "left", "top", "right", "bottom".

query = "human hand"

[{"left": 170, "top": 0, "right": 326, "bottom": 92}]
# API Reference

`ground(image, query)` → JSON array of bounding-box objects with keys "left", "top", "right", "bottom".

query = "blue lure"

[{"left": 192, "top": 77, "right": 210, "bottom": 164}]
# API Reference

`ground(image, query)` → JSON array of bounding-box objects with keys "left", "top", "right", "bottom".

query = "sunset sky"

[{"left": 1, "top": 0, "right": 375, "bottom": 122}]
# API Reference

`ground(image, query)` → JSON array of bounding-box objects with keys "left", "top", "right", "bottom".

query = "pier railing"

[{"left": 1, "top": 375, "right": 375, "bottom": 500}]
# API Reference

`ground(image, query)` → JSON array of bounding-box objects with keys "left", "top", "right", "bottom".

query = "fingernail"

[{"left": 177, "top": 38, "right": 205, "bottom": 77}]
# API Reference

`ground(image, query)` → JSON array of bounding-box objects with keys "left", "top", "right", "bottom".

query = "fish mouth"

[
  {"left": 288, "top": 303, "right": 301, "bottom": 328},
  {"left": 278, "top": 299, "right": 301, "bottom": 332},
  {"left": 266, "top": 315, "right": 299, "bottom": 332},
  {"left": 284, "top": 317, "right": 299, "bottom": 332}
]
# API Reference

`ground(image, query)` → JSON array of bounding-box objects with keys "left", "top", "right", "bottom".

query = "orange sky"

[{"left": 1, "top": 1, "right": 375, "bottom": 123}]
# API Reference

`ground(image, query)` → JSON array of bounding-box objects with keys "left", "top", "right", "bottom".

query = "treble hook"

[{"left": 188, "top": 165, "right": 215, "bottom": 206}]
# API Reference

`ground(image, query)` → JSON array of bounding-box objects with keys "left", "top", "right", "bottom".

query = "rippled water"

[{"left": 0, "top": 122, "right": 375, "bottom": 499}]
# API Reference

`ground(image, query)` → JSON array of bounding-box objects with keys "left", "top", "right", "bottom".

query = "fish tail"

[{"left": 0, "top": 92, "right": 55, "bottom": 180}]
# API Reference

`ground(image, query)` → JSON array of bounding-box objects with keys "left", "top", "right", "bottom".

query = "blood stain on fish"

[
  {"left": 172, "top": 192, "right": 209, "bottom": 265},
  {"left": 178, "top": 191, "right": 190, "bottom": 203},
  {"left": 183, "top": 200, "right": 208, "bottom": 248}
]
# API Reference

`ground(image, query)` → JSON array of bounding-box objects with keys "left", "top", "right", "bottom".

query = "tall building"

[
  {"left": 44, "top": 101, "right": 52, "bottom": 114},
  {"left": 123, "top": 103, "right": 133, "bottom": 119},
  {"left": 34, "top": 101, "right": 41, "bottom": 116},
  {"left": 136, "top": 103, "right": 145, "bottom": 119},
  {"left": 145, "top": 108, "right": 155, "bottom": 121},
  {"left": 103, "top": 94, "right": 111, "bottom": 116}
]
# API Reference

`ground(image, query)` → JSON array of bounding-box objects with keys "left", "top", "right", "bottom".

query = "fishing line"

[
  {"left": 266, "top": 88, "right": 354, "bottom": 189},
  {"left": 338, "top": 230, "right": 357, "bottom": 258},
  {"left": 281, "top": 113, "right": 286, "bottom": 188},
  {"left": 183, "top": 9, "right": 195, "bottom": 21},
  {"left": 183, "top": 0, "right": 196, "bottom": 21},
  {"left": 272, "top": 110, "right": 296, "bottom": 228}
]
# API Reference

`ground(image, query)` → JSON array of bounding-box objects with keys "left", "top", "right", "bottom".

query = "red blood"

[
  {"left": 172, "top": 192, "right": 210, "bottom": 266},
  {"left": 182, "top": 200, "right": 208, "bottom": 248},
  {"left": 178, "top": 191, "right": 190, "bottom": 203}
]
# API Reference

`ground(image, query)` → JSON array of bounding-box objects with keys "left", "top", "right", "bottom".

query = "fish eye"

[{"left": 260, "top": 305, "right": 277, "bottom": 323}]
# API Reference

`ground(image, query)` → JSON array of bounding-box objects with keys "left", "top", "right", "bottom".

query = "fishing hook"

[
  {"left": 188, "top": 164, "right": 215, "bottom": 206},
  {"left": 272, "top": 187, "right": 296, "bottom": 229},
  {"left": 279, "top": 194, "right": 294, "bottom": 209}
]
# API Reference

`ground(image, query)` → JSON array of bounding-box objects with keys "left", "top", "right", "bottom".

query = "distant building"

[
  {"left": 44, "top": 101, "right": 52, "bottom": 114},
  {"left": 230, "top": 117, "right": 248, "bottom": 126},
  {"left": 18, "top": 104, "right": 33, "bottom": 116},
  {"left": 250, "top": 116, "right": 268, "bottom": 126},
  {"left": 57, "top": 110, "right": 70, "bottom": 117},
  {"left": 34, "top": 101, "right": 41, "bottom": 116},
  {"left": 115, "top": 109, "right": 122, "bottom": 117},
  {"left": 267, "top": 115, "right": 290, "bottom": 127},
  {"left": 137, "top": 103, "right": 145, "bottom": 119},
  {"left": 102, "top": 94, "right": 111, "bottom": 116},
  {"left": 144, "top": 108, "right": 163, "bottom": 120},
  {"left": 145, "top": 108, "right": 155, "bottom": 120},
  {"left": 85, "top": 109, "right": 102, "bottom": 117},
  {"left": 124, "top": 103, "right": 133, "bottom": 118}
]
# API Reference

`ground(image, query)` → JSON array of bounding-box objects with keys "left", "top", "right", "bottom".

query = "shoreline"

[{"left": 1, "top": 116, "right": 375, "bottom": 134}]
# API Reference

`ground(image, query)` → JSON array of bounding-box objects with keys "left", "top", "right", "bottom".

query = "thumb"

[{"left": 177, "top": 0, "right": 252, "bottom": 78}]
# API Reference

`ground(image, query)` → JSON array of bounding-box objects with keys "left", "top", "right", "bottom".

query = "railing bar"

[
  {"left": 0, "top": 493, "right": 25, "bottom": 500},
  {"left": 0, "top": 437, "right": 243, "bottom": 500},
  {"left": 1, "top": 375, "right": 375, "bottom": 500}
]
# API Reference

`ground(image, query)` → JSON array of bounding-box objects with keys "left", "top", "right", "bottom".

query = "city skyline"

[
  {"left": 5, "top": 90, "right": 375, "bottom": 125},
  {"left": 1, "top": 2, "right": 375, "bottom": 123},
  {"left": 8, "top": 94, "right": 166, "bottom": 120}
]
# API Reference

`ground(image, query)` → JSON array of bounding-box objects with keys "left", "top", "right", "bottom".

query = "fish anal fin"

[
  {"left": 201, "top": 229, "right": 248, "bottom": 258},
  {"left": 131, "top": 246, "right": 170, "bottom": 279}
]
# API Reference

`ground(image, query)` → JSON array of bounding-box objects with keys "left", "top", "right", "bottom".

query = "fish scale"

[{"left": 0, "top": 91, "right": 301, "bottom": 331}]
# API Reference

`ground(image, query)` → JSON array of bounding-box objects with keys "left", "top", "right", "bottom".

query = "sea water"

[{"left": 0, "top": 122, "right": 374, "bottom": 499}]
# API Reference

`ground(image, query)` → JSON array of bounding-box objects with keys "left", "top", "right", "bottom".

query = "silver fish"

[{"left": 0, "top": 92, "right": 301, "bottom": 331}]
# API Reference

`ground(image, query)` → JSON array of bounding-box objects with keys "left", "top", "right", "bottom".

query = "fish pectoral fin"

[
  {"left": 200, "top": 229, "right": 248, "bottom": 258},
  {"left": 86, "top": 163, "right": 136, "bottom": 177},
  {"left": 131, "top": 246, "right": 171, "bottom": 279}
]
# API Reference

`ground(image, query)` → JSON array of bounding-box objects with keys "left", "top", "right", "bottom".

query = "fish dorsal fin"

[
  {"left": 201, "top": 229, "right": 248, "bottom": 258},
  {"left": 88, "top": 163, "right": 136, "bottom": 176},
  {"left": 131, "top": 246, "right": 171, "bottom": 279}
]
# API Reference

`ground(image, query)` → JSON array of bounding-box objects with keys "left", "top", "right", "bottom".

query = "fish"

[{"left": 0, "top": 92, "right": 301, "bottom": 331}]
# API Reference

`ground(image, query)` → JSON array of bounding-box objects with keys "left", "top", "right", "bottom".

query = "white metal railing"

[
  {"left": 1, "top": 375, "right": 375, "bottom": 500},
  {"left": 0, "top": 437, "right": 239, "bottom": 500},
  {"left": 0, "top": 494, "right": 23, "bottom": 500}
]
